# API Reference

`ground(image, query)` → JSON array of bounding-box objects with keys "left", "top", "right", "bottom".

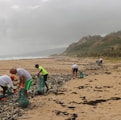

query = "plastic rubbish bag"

[
  {"left": 79, "top": 71, "right": 84, "bottom": 78},
  {"left": 37, "top": 75, "right": 45, "bottom": 95},
  {"left": 5, "top": 87, "right": 13, "bottom": 97},
  {"left": 18, "top": 88, "right": 29, "bottom": 108}
]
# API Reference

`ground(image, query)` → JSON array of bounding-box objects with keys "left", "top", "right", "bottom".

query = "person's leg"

[
  {"left": 43, "top": 75, "right": 49, "bottom": 92},
  {"left": 24, "top": 79, "right": 33, "bottom": 98},
  {"left": 72, "top": 69, "right": 75, "bottom": 78},
  {"left": 74, "top": 69, "right": 77, "bottom": 78},
  {"left": 25, "top": 90, "right": 28, "bottom": 98},
  {"left": 1, "top": 86, "right": 7, "bottom": 97},
  {"left": 75, "top": 69, "right": 78, "bottom": 78},
  {"left": 45, "top": 82, "right": 49, "bottom": 91}
]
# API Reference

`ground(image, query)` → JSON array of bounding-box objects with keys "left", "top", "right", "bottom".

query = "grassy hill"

[{"left": 62, "top": 31, "right": 121, "bottom": 57}]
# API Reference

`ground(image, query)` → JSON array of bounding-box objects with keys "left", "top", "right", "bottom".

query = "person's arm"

[
  {"left": 37, "top": 69, "right": 42, "bottom": 77},
  {"left": 8, "top": 79, "right": 17, "bottom": 93},
  {"left": 8, "top": 79, "right": 15, "bottom": 89},
  {"left": 19, "top": 75, "right": 26, "bottom": 88}
]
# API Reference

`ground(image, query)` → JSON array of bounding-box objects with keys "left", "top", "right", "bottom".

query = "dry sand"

[{"left": 0, "top": 56, "right": 121, "bottom": 120}]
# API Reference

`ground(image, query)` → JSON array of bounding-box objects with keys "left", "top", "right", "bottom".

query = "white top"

[
  {"left": 72, "top": 64, "right": 78, "bottom": 69},
  {"left": 16, "top": 68, "right": 32, "bottom": 81},
  {"left": 0, "top": 75, "right": 15, "bottom": 88},
  {"left": 99, "top": 58, "right": 103, "bottom": 61}
]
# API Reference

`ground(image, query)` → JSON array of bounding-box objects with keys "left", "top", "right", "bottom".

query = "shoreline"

[{"left": 0, "top": 56, "right": 50, "bottom": 61}]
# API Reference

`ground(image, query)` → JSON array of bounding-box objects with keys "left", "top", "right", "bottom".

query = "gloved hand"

[{"left": 37, "top": 73, "right": 40, "bottom": 77}]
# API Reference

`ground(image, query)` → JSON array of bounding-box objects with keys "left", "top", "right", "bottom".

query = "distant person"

[
  {"left": 99, "top": 58, "right": 103, "bottom": 64},
  {"left": 10, "top": 68, "right": 33, "bottom": 98},
  {"left": 72, "top": 63, "right": 78, "bottom": 79},
  {"left": 35, "top": 64, "right": 49, "bottom": 92},
  {"left": 96, "top": 58, "right": 103, "bottom": 66},
  {"left": 0, "top": 75, "right": 16, "bottom": 99}
]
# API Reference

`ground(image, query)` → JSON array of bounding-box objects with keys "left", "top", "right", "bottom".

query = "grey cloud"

[{"left": 0, "top": 0, "right": 121, "bottom": 56}]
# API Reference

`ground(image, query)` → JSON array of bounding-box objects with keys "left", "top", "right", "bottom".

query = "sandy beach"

[{"left": 0, "top": 56, "right": 121, "bottom": 120}]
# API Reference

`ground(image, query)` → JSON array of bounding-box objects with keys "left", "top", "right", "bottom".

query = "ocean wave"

[{"left": 0, "top": 56, "right": 49, "bottom": 60}]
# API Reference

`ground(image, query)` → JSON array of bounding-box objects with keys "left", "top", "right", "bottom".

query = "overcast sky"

[{"left": 0, "top": 0, "right": 121, "bottom": 56}]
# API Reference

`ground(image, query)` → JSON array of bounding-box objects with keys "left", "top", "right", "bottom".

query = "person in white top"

[
  {"left": 0, "top": 75, "right": 16, "bottom": 97},
  {"left": 99, "top": 58, "right": 103, "bottom": 63},
  {"left": 72, "top": 63, "right": 78, "bottom": 79},
  {"left": 10, "top": 68, "right": 33, "bottom": 98},
  {"left": 96, "top": 58, "right": 103, "bottom": 66}
]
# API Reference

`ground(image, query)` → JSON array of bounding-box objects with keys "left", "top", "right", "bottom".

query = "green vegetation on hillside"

[{"left": 63, "top": 31, "right": 121, "bottom": 57}]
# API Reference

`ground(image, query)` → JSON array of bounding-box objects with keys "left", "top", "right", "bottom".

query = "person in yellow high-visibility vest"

[{"left": 35, "top": 64, "right": 49, "bottom": 92}]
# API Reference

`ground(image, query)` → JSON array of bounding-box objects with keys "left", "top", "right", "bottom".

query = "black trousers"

[{"left": 0, "top": 86, "right": 8, "bottom": 96}]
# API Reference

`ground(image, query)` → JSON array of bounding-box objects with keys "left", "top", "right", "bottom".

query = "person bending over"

[
  {"left": 0, "top": 75, "right": 16, "bottom": 98},
  {"left": 10, "top": 68, "right": 33, "bottom": 98},
  {"left": 72, "top": 63, "right": 78, "bottom": 79},
  {"left": 35, "top": 64, "right": 49, "bottom": 92}
]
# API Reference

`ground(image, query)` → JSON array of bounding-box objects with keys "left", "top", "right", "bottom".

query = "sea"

[
  {"left": 0, "top": 47, "right": 65, "bottom": 60},
  {"left": 0, "top": 55, "right": 49, "bottom": 61}
]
